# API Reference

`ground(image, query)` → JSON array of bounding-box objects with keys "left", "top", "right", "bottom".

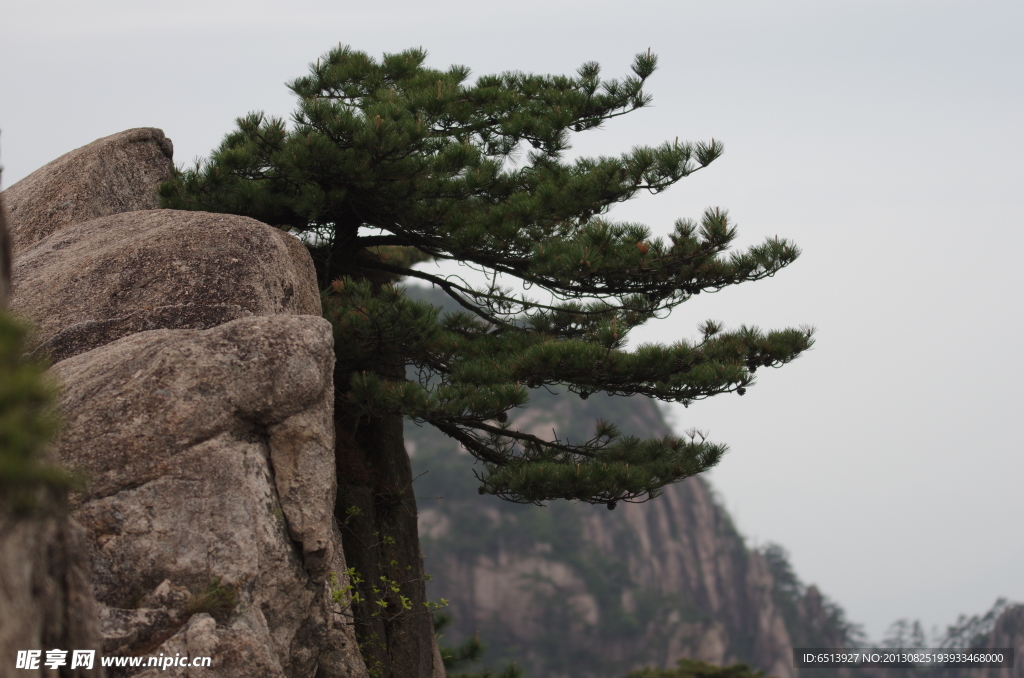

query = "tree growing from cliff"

[
  {"left": 161, "top": 45, "right": 812, "bottom": 507},
  {"left": 159, "top": 45, "right": 813, "bottom": 676}
]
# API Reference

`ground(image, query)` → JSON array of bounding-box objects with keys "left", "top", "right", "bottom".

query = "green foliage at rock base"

[
  {"left": 627, "top": 658, "right": 769, "bottom": 678},
  {"left": 184, "top": 576, "right": 238, "bottom": 624},
  {"left": 436, "top": 613, "right": 523, "bottom": 678}
]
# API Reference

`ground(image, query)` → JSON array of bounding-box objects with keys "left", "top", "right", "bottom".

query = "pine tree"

[
  {"left": 161, "top": 44, "right": 812, "bottom": 507},
  {"left": 1, "top": 164, "right": 71, "bottom": 511},
  {"left": 159, "top": 45, "right": 813, "bottom": 675},
  {"left": 0, "top": 312, "right": 65, "bottom": 507}
]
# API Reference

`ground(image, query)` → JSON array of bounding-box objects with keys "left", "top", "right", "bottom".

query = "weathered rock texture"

[
  {"left": 1, "top": 128, "right": 173, "bottom": 255},
  {"left": 48, "top": 315, "right": 363, "bottom": 678},
  {"left": 5, "top": 131, "right": 369, "bottom": 677},
  {"left": 10, "top": 209, "right": 320, "bottom": 364}
]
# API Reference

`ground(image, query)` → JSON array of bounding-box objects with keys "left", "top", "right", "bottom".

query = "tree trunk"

[
  {"left": 334, "top": 367, "right": 439, "bottom": 677},
  {"left": 317, "top": 242, "right": 440, "bottom": 677}
]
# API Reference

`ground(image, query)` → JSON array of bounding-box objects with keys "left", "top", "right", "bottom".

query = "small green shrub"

[
  {"left": 627, "top": 658, "right": 769, "bottom": 678},
  {"left": 435, "top": 612, "right": 522, "bottom": 678},
  {"left": 0, "top": 312, "right": 74, "bottom": 510},
  {"left": 184, "top": 577, "right": 238, "bottom": 624}
]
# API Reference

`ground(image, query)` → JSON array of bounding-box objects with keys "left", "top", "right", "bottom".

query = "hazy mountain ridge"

[{"left": 403, "top": 283, "right": 1021, "bottom": 678}]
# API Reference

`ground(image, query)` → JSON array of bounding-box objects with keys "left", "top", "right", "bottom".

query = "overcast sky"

[{"left": 3, "top": 0, "right": 1021, "bottom": 643}]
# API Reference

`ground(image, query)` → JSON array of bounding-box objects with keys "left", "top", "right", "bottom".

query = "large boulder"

[
  {"left": 6, "top": 130, "right": 368, "bottom": 677},
  {"left": 1, "top": 128, "right": 173, "bottom": 255},
  {"left": 11, "top": 209, "right": 321, "bottom": 364},
  {"left": 48, "top": 315, "right": 363, "bottom": 678}
]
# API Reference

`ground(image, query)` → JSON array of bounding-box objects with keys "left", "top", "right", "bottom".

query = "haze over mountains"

[{"left": 404, "top": 284, "right": 1022, "bottom": 678}]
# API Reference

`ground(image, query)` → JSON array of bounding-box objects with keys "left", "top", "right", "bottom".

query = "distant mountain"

[
  {"left": 403, "top": 284, "right": 1022, "bottom": 678},
  {"left": 409, "top": 387, "right": 858, "bottom": 678}
]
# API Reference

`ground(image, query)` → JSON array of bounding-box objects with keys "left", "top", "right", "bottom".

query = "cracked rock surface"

[
  {"left": 49, "top": 316, "right": 363, "bottom": 678},
  {"left": 10, "top": 209, "right": 321, "bottom": 365}
]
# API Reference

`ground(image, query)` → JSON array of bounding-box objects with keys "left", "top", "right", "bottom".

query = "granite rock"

[
  {"left": 4, "top": 129, "right": 368, "bottom": 677},
  {"left": 47, "top": 315, "right": 365, "bottom": 678},
  {"left": 11, "top": 210, "right": 320, "bottom": 364},
  {"left": 1, "top": 128, "right": 173, "bottom": 254}
]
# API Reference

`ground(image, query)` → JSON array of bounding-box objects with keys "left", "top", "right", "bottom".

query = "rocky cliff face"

[
  {"left": 2, "top": 130, "right": 368, "bottom": 677},
  {"left": 0, "top": 508, "right": 106, "bottom": 678},
  {"left": 410, "top": 390, "right": 850, "bottom": 678},
  {"left": 965, "top": 605, "right": 1024, "bottom": 678}
]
